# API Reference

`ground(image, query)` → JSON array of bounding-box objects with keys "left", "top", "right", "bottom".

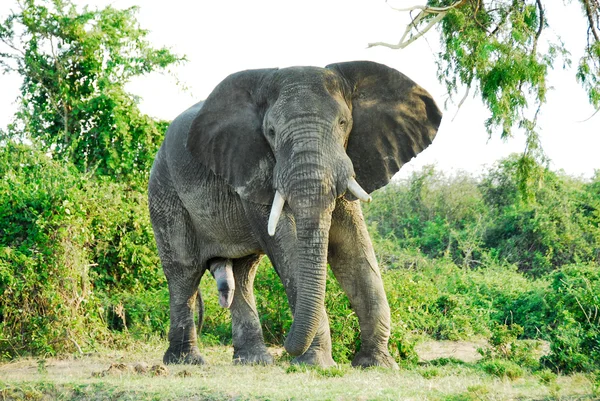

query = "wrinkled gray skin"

[{"left": 148, "top": 61, "right": 442, "bottom": 368}]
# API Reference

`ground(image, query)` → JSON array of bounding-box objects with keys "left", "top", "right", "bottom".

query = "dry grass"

[{"left": 0, "top": 342, "right": 597, "bottom": 400}]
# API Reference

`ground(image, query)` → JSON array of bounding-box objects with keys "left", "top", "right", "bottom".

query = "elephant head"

[{"left": 187, "top": 61, "right": 442, "bottom": 356}]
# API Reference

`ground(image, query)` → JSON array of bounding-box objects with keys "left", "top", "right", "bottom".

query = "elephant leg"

[
  {"left": 328, "top": 198, "right": 398, "bottom": 369},
  {"left": 164, "top": 271, "right": 205, "bottom": 365},
  {"left": 230, "top": 254, "right": 273, "bottom": 365},
  {"left": 149, "top": 182, "right": 205, "bottom": 365}
]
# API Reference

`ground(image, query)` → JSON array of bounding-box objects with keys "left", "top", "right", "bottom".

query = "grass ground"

[{"left": 0, "top": 342, "right": 597, "bottom": 401}]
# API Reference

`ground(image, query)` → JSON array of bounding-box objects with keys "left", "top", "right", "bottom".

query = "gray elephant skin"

[{"left": 148, "top": 60, "right": 442, "bottom": 368}]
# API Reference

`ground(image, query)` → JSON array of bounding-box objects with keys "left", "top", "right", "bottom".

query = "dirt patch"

[
  {"left": 415, "top": 339, "right": 487, "bottom": 363},
  {"left": 91, "top": 362, "right": 170, "bottom": 378}
]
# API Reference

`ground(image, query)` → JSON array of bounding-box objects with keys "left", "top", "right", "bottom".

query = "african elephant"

[{"left": 148, "top": 60, "right": 442, "bottom": 368}]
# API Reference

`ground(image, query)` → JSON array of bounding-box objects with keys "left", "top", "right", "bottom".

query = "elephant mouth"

[{"left": 267, "top": 176, "right": 371, "bottom": 236}]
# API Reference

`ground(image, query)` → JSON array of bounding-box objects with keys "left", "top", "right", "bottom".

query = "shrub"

[
  {"left": 541, "top": 265, "right": 600, "bottom": 373},
  {"left": 364, "top": 160, "right": 600, "bottom": 274},
  {"left": 0, "top": 142, "right": 162, "bottom": 358},
  {"left": 0, "top": 143, "right": 108, "bottom": 357},
  {"left": 478, "top": 359, "right": 524, "bottom": 380}
]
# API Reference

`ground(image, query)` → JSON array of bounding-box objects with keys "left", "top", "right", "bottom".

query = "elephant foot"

[
  {"left": 351, "top": 349, "right": 398, "bottom": 370},
  {"left": 163, "top": 346, "right": 206, "bottom": 365},
  {"left": 233, "top": 346, "right": 274, "bottom": 365},
  {"left": 291, "top": 349, "right": 336, "bottom": 368}
]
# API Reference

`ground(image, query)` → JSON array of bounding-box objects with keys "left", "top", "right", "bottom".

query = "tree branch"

[
  {"left": 368, "top": 0, "right": 468, "bottom": 49},
  {"left": 532, "top": 0, "right": 544, "bottom": 53},
  {"left": 583, "top": 0, "right": 600, "bottom": 43},
  {"left": 451, "top": 84, "right": 471, "bottom": 122},
  {"left": 368, "top": 11, "right": 444, "bottom": 49},
  {"left": 387, "top": 0, "right": 467, "bottom": 13}
]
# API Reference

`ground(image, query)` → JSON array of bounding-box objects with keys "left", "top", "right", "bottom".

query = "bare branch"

[
  {"left": 368, "top": 11, "right": 444, "bottom": 49},
  {"left": 387, "top": 0, "right": 467, "bottom": 13},
  {"left": 577, "top": 107, "right": 600, "bottom": 122},
  {"left": 369, "top": 0, "right": 468, "bottom": 49},
  {"left": 451, "top": 85, "right": 471, "bottom": 122}
]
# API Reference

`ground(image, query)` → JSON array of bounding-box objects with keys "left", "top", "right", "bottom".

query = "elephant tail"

[{"left": 196, "top": 288, "right": 204, "bottom": 336}]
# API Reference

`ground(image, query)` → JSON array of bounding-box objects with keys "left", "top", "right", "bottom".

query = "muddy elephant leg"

[
  {"left": 163, "top": 271, "right": 205, "bottom": 365},
  {"left": 149, "top": 184, "right": 205, "bottom": 365},
  {"left": 328, "top": 198, "right": 398, "bottom": 369},
  {"left": 229, "top": 254, "right": 274, "bottom": 365}
]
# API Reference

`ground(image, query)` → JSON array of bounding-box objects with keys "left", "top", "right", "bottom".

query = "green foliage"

[
  {"left": 0, "top": 141, "right": 162, "bottom": 357},
  {"left": 0, "top": 0, "right": 183, "bottom": 180},
  {"left": 482, "top": 157, "right": 600, "bottom": 274},
  {"left": 365, "top": 166, "right": 488, "bottom": 266},
  {"left": 254, "top": 258, "right": 292, "bottom": 347},
  {"left": 478, "top": 359, "right": 524, "bottom": 380},
  {"left": 536, "top": 368, "right": 557, "bottom": 385},
  {"left": 0, "top": 142, "right": 107, "bottom": 357},
  {"left": 379, "top": 1, "right": 600, "bottom": 163},
  {"left": 432, "top": 0, "right": 556, "bottom": 141},
  {"left": 286, "top": 363, "right": 348, "bottom": 377},
  {"left": 540, "top": 265, "right": 600, "bottom": 373},
  {"left": 477, "top": 324, "right": 543, "bottom": 371},
  {"left": 418, "top": 366, "right": 440, "bottom": 379},
  {"left": 365, "top": 160, "right": 600, "bottom": 274}
]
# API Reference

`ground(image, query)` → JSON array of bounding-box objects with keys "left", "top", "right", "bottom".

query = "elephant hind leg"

[
  {"left": 164, "top": 281, "right": 205, "bottom": 365},
  {"left": 149, "top": 178, "right": 205, "bottom": 365}
]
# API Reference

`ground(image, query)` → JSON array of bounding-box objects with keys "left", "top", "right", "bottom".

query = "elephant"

[{"left": 148, "top": 60, "right": 442, "bottom": 368}]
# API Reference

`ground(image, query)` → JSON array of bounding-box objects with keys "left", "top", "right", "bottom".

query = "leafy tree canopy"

[
  {"left": 0, "top": 0, "right": 184, "bottom": 180},
  {"left": 370, "top": 0, "right": 599, "bottom": 163}
]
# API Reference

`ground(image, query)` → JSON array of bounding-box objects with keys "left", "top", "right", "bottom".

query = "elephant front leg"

[
  {"left": 229, "top": 255, "right": 274, "bottom": 365},
  {"left": 328, "top": 198, "right": 398, "bottom": 369}
]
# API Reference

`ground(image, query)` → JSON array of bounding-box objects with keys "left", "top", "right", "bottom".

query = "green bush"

[
  {"left": 0, "top": 142, "right": 162, "bottom": 358},
  {"left": 482, "top": 158, "right": 600, "bottom": 275},
  {"left": 0, "top": 142, "right": 108, "bottom": 357},
  {"left": 478, "top": 359, "right": 524, "bottom": 380},
  {"left": 364, "top": 159, "right": 600, "bottom": 274},
  {"left": 541, "top": 265, "right": 600, "bottom": 373}
]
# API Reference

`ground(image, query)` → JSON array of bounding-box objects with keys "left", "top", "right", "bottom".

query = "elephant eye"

[
  {"left": 267, "top": 127, "right": 275, "bottom": 137},
  {"left": 339, "top": 118, "right": 347, "bottom": 128}
]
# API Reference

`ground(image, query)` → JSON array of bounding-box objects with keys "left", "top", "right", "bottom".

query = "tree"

[
  {"left": 0, "top": 0, "right": 184, "bottom": 180},
  {"left": 370, "top": 1, "right": 599, "bottom": 163}
]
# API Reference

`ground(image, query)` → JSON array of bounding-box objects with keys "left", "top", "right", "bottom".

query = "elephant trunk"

[
  {"left": 283, "top": 205, "right": 333, "bottom": 356},
  {"left": 276, "top": 149, "right": 337, "bottom": 356}
]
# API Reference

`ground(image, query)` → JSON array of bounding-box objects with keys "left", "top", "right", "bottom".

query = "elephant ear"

[
  {"left": 187, "top": 68, "right": 278, "bottom": 205},
  {"left": 326, "top": 61, "right": 442, "bottom": 194}
]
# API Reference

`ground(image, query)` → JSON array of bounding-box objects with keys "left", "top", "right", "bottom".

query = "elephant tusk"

[
  {"left": 268, "top": 190, "right": 285, "bottom": 236},
  {"left": 348, "top": 177, "right": 372, "bottom": 203}
]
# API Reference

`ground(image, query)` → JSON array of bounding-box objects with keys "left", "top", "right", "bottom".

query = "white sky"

[{"left": 0, "top": 0, "right": 598, "bottom": 178}]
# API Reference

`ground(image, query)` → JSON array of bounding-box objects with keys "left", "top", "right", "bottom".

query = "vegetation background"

[{"left": 0, "top": 0, "right": 599, "bottom": 399}]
